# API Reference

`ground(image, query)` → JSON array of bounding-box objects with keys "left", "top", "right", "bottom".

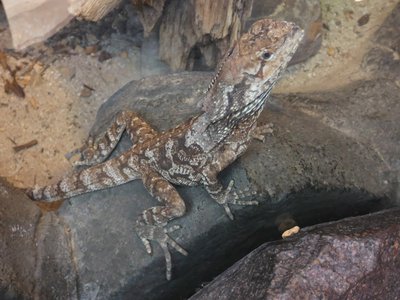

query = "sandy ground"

[
  {"left": 0, "top": 0, "right": 398, "bottom": 189},
  {"left": 276, "top": 0, "right": 398, "bottom": 93}
]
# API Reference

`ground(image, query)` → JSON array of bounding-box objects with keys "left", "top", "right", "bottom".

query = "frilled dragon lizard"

[{"left": 27, "top": 19, "right": 304, "bottom": 280}]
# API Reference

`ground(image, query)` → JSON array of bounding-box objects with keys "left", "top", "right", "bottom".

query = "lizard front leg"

[
  {"left": 70, "top": 111, "right": 158, "bottom": 166},
  {"left": 134, "top": 165, "right": 188, "bottom": 280},
  {"left": 205, "top": 178, "right": 258, "bottom": 220},
  {"left": 203, "top": 142, "right": 259, "bottom": 219}
]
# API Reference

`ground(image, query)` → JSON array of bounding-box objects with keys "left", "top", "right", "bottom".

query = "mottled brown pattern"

[{"left": 26, "top": 19, "right": 304, "bottom": 280}]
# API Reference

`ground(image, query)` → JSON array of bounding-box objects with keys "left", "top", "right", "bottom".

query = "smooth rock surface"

[{"left": 190, "top": 208, "right": 400, "bottom": 300}]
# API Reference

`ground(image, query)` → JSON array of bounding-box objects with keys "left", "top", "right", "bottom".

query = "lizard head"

[
  {"left": 233, "top": 18, "right": 303, "bottom": 84},
  {"left": 203, "top": 19, "right": 304, "bottom": 120},
  {"left": 190, "top": 19, "right": 304, "bottom": 151}
]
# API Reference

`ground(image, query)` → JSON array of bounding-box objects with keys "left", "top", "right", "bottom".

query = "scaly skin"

[{"left": 26, "top": 19, "right": 304, "bottom": 280}]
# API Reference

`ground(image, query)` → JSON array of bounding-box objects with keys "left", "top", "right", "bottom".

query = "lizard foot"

[
  {"left": 252, "top": 123, "right": 274, "bottom": 142},
  {"left": 219, "top": 180, "right": 259, "bottom": 220},
  {"left": 65, "top": 137, "right": 99, "bottom": 167},
  {"left": 134, "top": 221, "right": 188, "bottom": 280}
]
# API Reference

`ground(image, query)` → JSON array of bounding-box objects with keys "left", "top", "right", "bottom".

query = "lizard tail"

[{"left": 26, "top": 156, "right": 141, "bottom": 202}]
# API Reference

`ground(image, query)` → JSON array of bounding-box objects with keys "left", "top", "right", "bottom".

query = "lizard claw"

[
  {"left": 219, "top": 180, "right": 259, "bottom": 220},
  {"left": 134, "top": 221, "right": 187, "bottom": 280},
  {"left": 66, "top": 137, "right": 100, "bottom": 167},
  {"left": 252, "top": 123, "right": 274, "bottom": 142}
]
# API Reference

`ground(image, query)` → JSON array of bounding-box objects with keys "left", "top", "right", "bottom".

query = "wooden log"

[
  {"left": 79, "top": 0, "right": 123, "bottom": 21},
  {"left": 159, "top": 0, "right": 251, "bottom": 70},
  {"left": 132, "top": 0, "right": 167, "bottom": 35}
]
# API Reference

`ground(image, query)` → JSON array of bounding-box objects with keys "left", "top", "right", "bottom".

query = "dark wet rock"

[{"left": 190, "top": 208, "right": 400, "bottom": 300}]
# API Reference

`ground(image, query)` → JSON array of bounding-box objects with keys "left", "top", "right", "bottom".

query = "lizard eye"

[{"left": 261, "top": 51, "right": 273, "bottom": 61}]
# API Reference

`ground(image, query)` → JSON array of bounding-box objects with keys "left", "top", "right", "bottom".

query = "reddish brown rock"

[{"left": 190, "top": 208, "right": 400, "bottom": 300}]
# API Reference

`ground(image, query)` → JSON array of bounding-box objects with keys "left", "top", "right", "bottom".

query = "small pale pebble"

[
  {"left": 282, "top": 226, "right": 300, "bottom": 238},
  {"left": 80, "top": 86, "right": 93, "bottom": 98},
  {"left": 327, "top": 47, "right": 336, "bottom": 57}
]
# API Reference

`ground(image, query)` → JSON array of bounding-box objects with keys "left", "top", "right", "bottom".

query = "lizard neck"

[{"left": 185, "top": 75, "right": 276, "bottom": 152}]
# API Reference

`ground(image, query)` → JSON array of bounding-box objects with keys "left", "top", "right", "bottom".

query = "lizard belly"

[
  {"left": 158, "top": 167, "right": 202, "bottom": 186},
  {"left": 144, "top": 135, "right": 209, "bottom": 187},
  {"left": 143, "top": 148, "right": 205, "bottom": 187}
]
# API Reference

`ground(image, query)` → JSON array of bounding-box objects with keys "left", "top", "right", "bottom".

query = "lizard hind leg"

[
  {"left": 134, "top": 166, "right": 188, "bottom": 280},
  {"left": 69, "top": 111, "right": 158, "bottom": 166}
]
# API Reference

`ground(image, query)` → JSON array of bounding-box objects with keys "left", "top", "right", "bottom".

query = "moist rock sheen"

[
  {"left": 1, "top": 4, "right": 400, "bottom": 299},
  {"left": 190, "top": 208, "right": 400, "bottom": 300}
]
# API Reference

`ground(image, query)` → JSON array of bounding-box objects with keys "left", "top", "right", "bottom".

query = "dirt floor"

[{"left": 0, "top": 0, "right": 398, "bottom": 189}]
